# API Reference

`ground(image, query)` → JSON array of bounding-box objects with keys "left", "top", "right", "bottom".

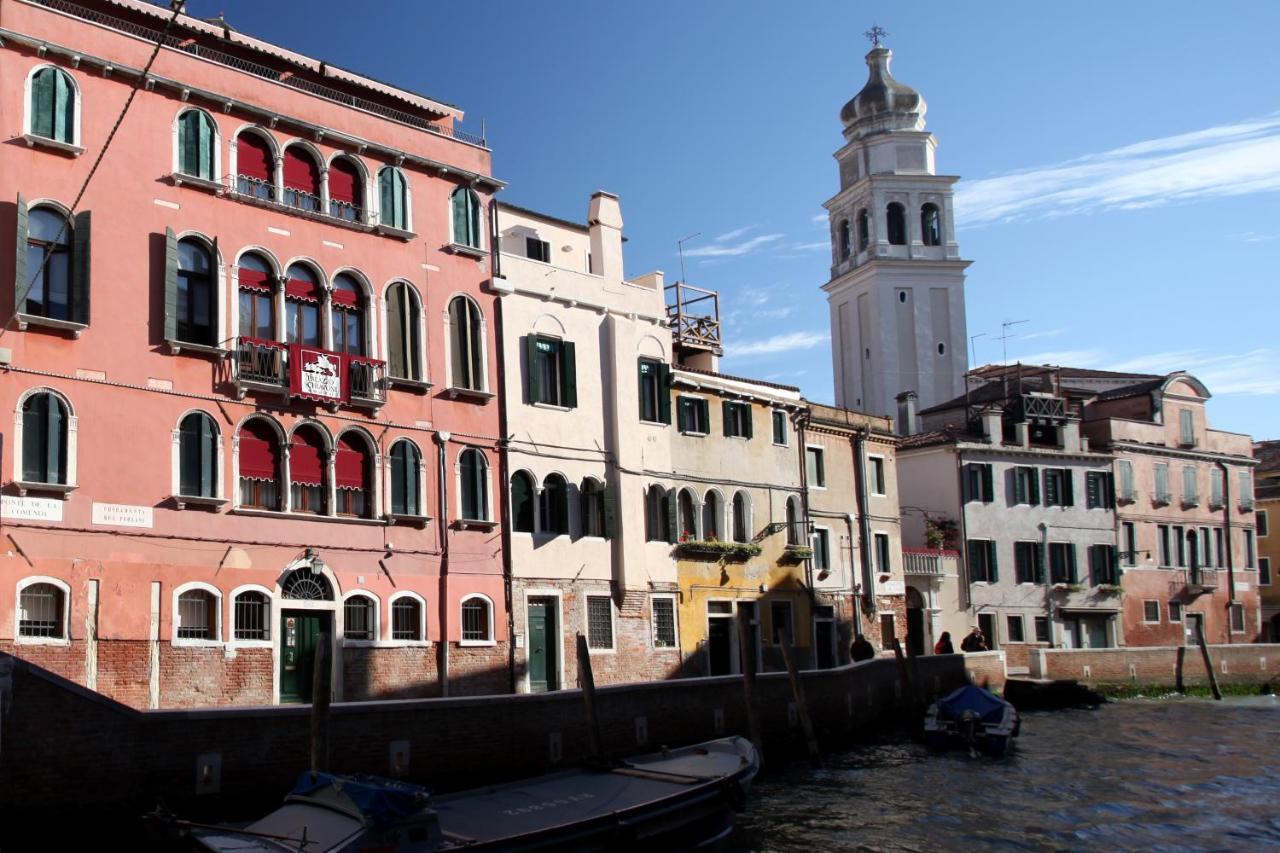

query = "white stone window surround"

[
  {"left": 460, "top": 593, "right": 496, "bottom": 647},
  {"left": 169, "top": 106, "right": 222, "bottom": 185},
  {"left": 384, "top": 437, "right": 429, "bottom": 522},
  {"left": 442, "top": 292, "right": 491, "bottom": 394},
  {"left": 454, "top": 446, "right": 495, "bottom": 525},
  {"left": 806, "top": 444, "right": 827, "bottom": 490},
  {"left": 170, "top": 408, "right": 228, "bottom": 506},
  {"left": 22, "top": 63, "right": 84, "bottom": 153},
  {"left": 379, "top": 278, "right": 431, "bottom": 388},
  {"left": 584, "top": 593, "right": 617, "bottom": 654},
  {"left": 14, "top": 575, "right": 72, "bottom": 646},
  {"left": 650, "top": 593, "right": 680, "bottom": 651},
  {"left": 12, "top": 386, "right": 79, "bottom": 496},
  {"left": 386, "top": 590, "right": 429, "bottom": 647},
  {"left": 227, "top": 583, "right": 274, "bottom": 649},
  {"left": 172, "top": 581, "right": 224, "bottom": 647},
  {"left": 339, "top": 590, "right": 382, "bottom": 648},
  {"left": 867, "top": 453, "right": 887, "bottom": 496},
  {"left": 166, "top": 231, "right": 230, "bottom": 356},
  {"left": 1141, "top": 599, "right": 1162, "bottom": 624}
]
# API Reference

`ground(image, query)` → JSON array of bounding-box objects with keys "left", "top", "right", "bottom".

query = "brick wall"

[
  {"left": 342, "top": 645, "right": 439, "bottom": 701},
  {"left": 962, "top": 650, "right": 1007, "bottom": 690},
  {"left": 0, "top": 649, "right": 969, "bottom": 835},
  {"left": 1029, "top": 644, "right": 1279, "bottom": 688}
]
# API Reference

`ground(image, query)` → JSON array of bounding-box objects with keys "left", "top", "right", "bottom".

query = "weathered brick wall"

[
  {"left": 1030, "top": 644, "right": 1279, "bottom": 687},
  {"left": 94, "top": 639, "right": 150, "bottom": 707},
  {"left": 0, "top": 639, "right": 85, "bottom": 684},
  {"left": 448, "top": 642, "right": 511, "bottom": 696},
  {"left": 158, "top": 646, "right": 272, "bottom": 708},
  {"left": 343, "top": 645, "right": 439, "bottom": 700},
  {"left": 0, "top": 650, "right": 969, "bottom": 834},
  {"left": 962, "top": 650, "right": 1007, "bottom": 690}
]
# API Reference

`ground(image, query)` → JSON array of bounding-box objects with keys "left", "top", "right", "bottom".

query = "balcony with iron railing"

[
  {"left": 234, "top": 338, "right": 385, "bottom": 409},
  {"left": 903, "top": 548, "right": 960, "bottom": 576}
]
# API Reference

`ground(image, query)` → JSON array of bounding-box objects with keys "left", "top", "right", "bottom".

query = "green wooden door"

[
  {"left": 280, "top": 610, "right": 329, "bottom": 703},
  {"left": 527, "top": 598, "right": 558, "bottom": 693}
]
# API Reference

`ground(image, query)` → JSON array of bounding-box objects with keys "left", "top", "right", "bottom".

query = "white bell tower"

[{"left": 822, "top": 35, "right": 970, "bottom": 426}]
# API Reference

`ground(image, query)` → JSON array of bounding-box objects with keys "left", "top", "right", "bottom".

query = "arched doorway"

[
  {"left": 275, "top": 558, "right": 340, "bottom": 704},
  {"left": 906, "top": 586, "right": 926, "bottom": 656}
]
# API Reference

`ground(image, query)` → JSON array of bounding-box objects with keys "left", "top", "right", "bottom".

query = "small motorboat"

[
  {"left": 172, "top": 735, "right": 758, "bottom": 851},
  {"left": 924, "top": 684, "right": 1020, "bottom": 757}
]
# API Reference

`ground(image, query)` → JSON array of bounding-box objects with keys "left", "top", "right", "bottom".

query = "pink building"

[{"left": 0, "top": 0, "right": 508, "bottom": 706}]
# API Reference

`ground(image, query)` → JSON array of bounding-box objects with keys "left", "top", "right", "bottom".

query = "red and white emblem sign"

[{"left": 296, "top": 347, "right": 343, "bottom": 401}]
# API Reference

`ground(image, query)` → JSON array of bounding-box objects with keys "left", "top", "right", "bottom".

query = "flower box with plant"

[
  {"left": 1095, "top": 583, "right": 1123, "bottom": 595},
  {"left": 675, "top": 539, "right": 762, "bottom": 560},
  {"left": 781, "top": 544, "right": 814, "bottom": 562},
  {"left": 1052, "top": 582, "right": 1085, "bottom": 593}
]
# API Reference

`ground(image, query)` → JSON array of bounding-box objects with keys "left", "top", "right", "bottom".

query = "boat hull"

[{"left": 924, "top": 685, "right": 1019, "bottom": 758}]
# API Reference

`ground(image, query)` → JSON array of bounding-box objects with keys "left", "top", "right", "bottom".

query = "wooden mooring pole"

[
  {"left": 737, "top": 613, "right": 764, "bottom": 766},
  {"left": 1175, "top": 645, "right": 1186, "bottom": 694},
  {"left": 310, "top": 633, "right": 332, "bottom": 774},
  {"left": 779, "top": 641, "right": 821, "bottom": 767},
  {"left": 576, "top": 633, "right": 604, "bottom": 759},
  {"left": 1194, "top": 619, "right": 1223, "bottom": 701}
]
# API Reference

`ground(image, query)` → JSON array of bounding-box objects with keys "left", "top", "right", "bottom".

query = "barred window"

[
  {"left": 462, "top": 596, "right": 492, "bottom": 642},
  {"left": 586, "top": 596, "right": 614, "bottom": 649},
  {"left": 344, "top": 595, "right": 376, "bottom": 641},
  {"left": 177, "top": 589, "right": 217, "bottom": 640},
  {"left": 392, "top": 596, "right": 423, "bottom": 641},
  {"left": 233, "top": 591, "right": 270, "bottom": 641},
  {"left": 652, "top": 596, "right": 677, "bottom": 649},
  {"left": 18, "top": 582, "right": 64, "bottom": 638}
]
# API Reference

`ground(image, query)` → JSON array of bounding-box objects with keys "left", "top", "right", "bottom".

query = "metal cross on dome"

[{"left": 864, "top": 25, "right": 888, "bottom": 47}]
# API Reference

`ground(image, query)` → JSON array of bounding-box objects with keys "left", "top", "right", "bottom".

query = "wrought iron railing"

[
  {"left": 329, "top": 199, "right": 362, "bottom": 223},
  {"left": 348, "top": 356, "right": 386, "bottom": 405},
  {"left": 236, "top": 175, "right": 276, "bottom": 201},
  {"left": 30, "top": 0, "right": 487, "bottom": 146},
  {"left": 236, "top": 337, "right": 287, "bottom": 388},
  {"left": 283, "top": 187, "right": 322, "bottom": 214}
]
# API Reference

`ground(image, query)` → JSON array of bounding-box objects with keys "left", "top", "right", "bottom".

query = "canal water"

[{"left": 732, "top": 696, "right": 1280, "bottom": 850}]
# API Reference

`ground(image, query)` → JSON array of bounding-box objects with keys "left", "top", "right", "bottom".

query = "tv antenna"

[
  {"left": 968, "top": 332, "right": 986, "bottom": 371},
  {"left": 998, "top": 319, "right": 1029, "bottom": 366},
  {"left": 676, "top": 232, "right": 700, "bottom": 284}
]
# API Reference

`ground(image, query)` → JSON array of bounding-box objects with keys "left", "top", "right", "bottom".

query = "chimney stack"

[
  {"left": 895, "top": 390, "right": 918, "bottom": 436},
  {"left": 588, "top": 191, "right": 623, "bottom": 281}
]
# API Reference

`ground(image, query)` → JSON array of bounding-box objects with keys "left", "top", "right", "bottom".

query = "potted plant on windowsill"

[
  {"left": 675, "top": 537, "right": 762, "bottom": 561},
  {"left": 780, "top": 544, "right": 813, "bottom": 563},
  {"left": 1094, "top": 583, "right": 1123, "bottom": 595},
  {"left": 1051, "top": 582, "right": 1085, "bottom": 593}
]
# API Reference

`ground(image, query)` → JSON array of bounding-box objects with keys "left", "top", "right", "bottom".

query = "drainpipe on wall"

[
  {"left": 1040, "top": 521, "right": 1055, "bottom": 647},
  {"left": 796, "top": 411, "right": 815, "bottom": 601},
  {"left": 493, "top": 296, "right": 518, "bottom": 694},
  {"left": 435, "top": 431, "right": 451, "bottom": 697},
  {"left": 851, "top": 426, "right": 874, "bottom": 618}
]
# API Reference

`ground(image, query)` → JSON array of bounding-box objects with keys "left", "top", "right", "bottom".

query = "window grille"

[
  {"left": 652, "top": 597, "right": 676, "bottom": 648},
  {"left": 462, "top": 598, "right": 490, "bottom": 642},
  {"left": 586, "top": 596, "right": 613, "bottom": 649},
  {"left": 344, "top": 596, "right": 374, "bottom": 641},
  {"left": 177, "top": 590, "right": 214, "bottom": 639},
  {"left": 392, "top": 598, "right": 421, "bottom": 641},
  {"left": 234, "top": 592, "right": 270, "bottom": 640},
  {"left": 18, "top": 583, "right": 63, "bottom": 638},
  {"left": 282, "top": 570, "right": 332, "bottom": 601}
]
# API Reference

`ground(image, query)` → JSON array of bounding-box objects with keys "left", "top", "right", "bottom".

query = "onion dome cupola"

[{"left": 840, "top": 46, "right": 927, "bottom": 141}]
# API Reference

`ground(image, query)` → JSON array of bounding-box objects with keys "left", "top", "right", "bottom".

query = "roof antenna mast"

[
  {"left": 676, "top": 232, "right": 700, "bottom": 284},
  {"left": 998, "top": 319, "right": 1029, "bottom": 399}
]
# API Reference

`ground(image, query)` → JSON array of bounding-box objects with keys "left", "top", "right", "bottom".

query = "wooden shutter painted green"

[
  {"left": 637, "top": 360, "right": 648, "bottom": 419},
  {"left": 560, "top": 340, "right": 577, "bottom": 408},
  {"left": 987, "top": 541, "right": 998, "bottom": 583},
  {"left": 14, "top": 194, "right": 28, "bottom": 316},
  {"left": 1062, "top": 470, "right": 1074, "bottom": 507},
  {"left": 163, "top": 227, "right": 179, "bottom": 342},
  {"left": 602, "top": 482, "right": 616, "bottom": 539},
  {"left": 386, "top": 283, "right": 405, "bottom": 378},
  {"left": 391, "top": 444, "right": 407, "bottom": 514},
  {"left": 743, "top": 405, "right": 753, "bottom": 439},
  {"left": 70, "top": 210, "right": 90, "bottom": 325},
  {"left": 199, "top": 414, "right": 215, "bottom": 497},
  {"left": 657, "top": 363, "right": 671, "bottom": 424},
  {"left": 677, "top": 397, "right": 690, "bottom": 431},
  {"left": 526, "top": 335, "right": 542, "bottom": 404},
  {"left": 722, "top": 400, "right": 733, "bottom": 436},
  {"left": 452, "top": 189, "right": 467, "bottom": 244},
  {"left": 54, "top": 69, "right": 74, "bottom": 143},
  {"left": 1066, "top": 544, "right": 1077, "bottom": 583},
  {"left": 1013, "top": 469, "right": 1025, "bottom": 504},
  {"left": 1034, "top": 543, "right": 1045, "bottom": 584},
  {"left": 198, "top": 112, "right": 213, "bottom": 179},
  {"left": 380, "top": 169, "right": 395, "bottom": 227},
  {"left": 1029, "top": 468, "right": 1040, "bottom": 505},
  {"left": 967, "top": 540, "right": 982, "bottom": 582},
  {"left": 46, "top": 394, "right": 64, "bottom": 484},
  {"left": 21, "top": 396, "right": 41, "bottom": 482},
  {"left": 664, "top": 488, "right": 677, "bottom": 544},
  {"left": 32, "top": 67, "right": 54, "bottom": 139}
]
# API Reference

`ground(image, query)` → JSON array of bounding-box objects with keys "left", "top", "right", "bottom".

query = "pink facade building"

[{"left": 0, "top": 0, "right": 508, "bottom": 706}]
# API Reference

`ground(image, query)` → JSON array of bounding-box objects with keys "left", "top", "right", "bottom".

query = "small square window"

[
  {"left": 806, "top": 447, "right": 826, "bottom": 488},
  {"left": 1168, "top": 601, "right": 1184, "bottom": 623},
  {"left": 1230, "top": 603, "right": 1245, "bottom": 633},
  {"left": 723, "top": 402, "right": 752, "bottom": 439},
  {"left": 772, "top": 410, "right": 788, "bottom": 445},
  {"left": 1006, "top": 615, "right": 1025, "bottom": 643},
  {"left": 651, "top": 596, "right": 677, "bottom": 648},
  {"left": 525, "top": 237, "right": 550, "bottom": 262},
  {"left": 586, "top": 596, "right": 614, "bottom": 649},
  {"left": 1142, "top": 600, "right": 1161, "bottom": 623},
  {"left": 1033, "top": 616, "right": 1049, "bottom": 643},
  {"left": 677, "top": 396, "right": 710, "bottom": 434}
]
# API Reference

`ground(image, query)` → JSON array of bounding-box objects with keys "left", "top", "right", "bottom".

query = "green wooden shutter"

[
  {"left": 526, "top": 335, "right": 542, "bottom": 404},
  {"left": 981, "top": 464, "right": 993, "bottom": 503},
  {"left": 602, "top": 482, "right": 616, "bottom": 539},
  {"left": 1063, "top": 470, "right": 1074, "bottom": 507},
  {"left": 657, "top": 363, "right": 671, "bottom": 424},
  {"left": 163, "top": 227, "right": 178, "bottom": 341},
  {"left": 14, "top": 194, "right": 28, "bottom": 315},
  {"left": 197, "top": 112, "right": 213, "bottom": 179},
  {"left": 407, "top": 447, "right": 420, "bottom": 515},
  {"left": 54, "top": 70, "right": 74, "bottom": 143},
  {"left": 722, "top": 400, "right": 733, "bottom": 436},
  {"left": 32, "top": 68, "right": 54, "bottom": 138},
  {"left": 386, "top": 284, "right": 405, "bottom": 377},
  {"left": 988, "top": 541, "right": 998, "bottom": 583},
  {"left": 379, "top": 169, "right": 394, "bottom": 226},
  {"left": 1067, "top": 544, "right": 1077, "bottom": 583},
  {"left": 1034, "top": 543, "right": 1045, "bottom": 584},
  {"left": 560, "top": 341, "right": 577, "bottom": 408},
  {"left": 71, "top": 210, "right": 90, "bottom": 325},
  {"left": 1029, "top": 468, "right": 1040, "bottom": 505},
  {"left": 637, "top": 360, "right": 648, "bottom": 420},
  {"left": 743, "top": 404, "right": 753, "bottom": 439},
  {"left": 664, "top": 488, "right": 677, "bottom": 544},
  {"left": 448, "top": 298, "right": 465, "bottom": 387},
  {"left": 967, "top": 540, "right": 980, "bottom": 582},
  {"left": 46, "top": 394, "right": 64, "bottom": 484},
  {"left": 391, "top": 444, "right": 406, "bottom": 514},
  {"left": 21, "top": 396, "right": 41, "bottom": 482},
  {"left": 199, "top": 415, "right": 215, "bottom": 497},
  {"left": 1013, "top": 469, "right": 1025, "bottom": 504}
]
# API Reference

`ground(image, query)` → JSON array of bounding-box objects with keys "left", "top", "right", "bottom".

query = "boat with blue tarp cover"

[
  {"left": 178, "top": 735, "right": 758, "bottom": 851},
  {"left": 924, "top": 684, "right": 1020, "bottom": 757}
]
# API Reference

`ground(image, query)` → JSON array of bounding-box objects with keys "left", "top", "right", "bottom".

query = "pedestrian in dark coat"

[
  {"left": 850, "top": 633, "right": 875, "bottom": 662},
  {"left": 960, "top": 627, "right": 988, "bottom": 652}
]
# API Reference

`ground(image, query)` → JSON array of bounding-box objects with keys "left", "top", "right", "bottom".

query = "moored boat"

[
  {"left": 176, "top": 735, "right": 759, "bottom": 851},
  {"left": 924, "top": 685, "right": 1020, "bottom": 757}
]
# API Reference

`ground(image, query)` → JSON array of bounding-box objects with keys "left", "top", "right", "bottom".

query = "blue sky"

[{"left": 187, "top": 1, "right": 1280, "bottom": 439}]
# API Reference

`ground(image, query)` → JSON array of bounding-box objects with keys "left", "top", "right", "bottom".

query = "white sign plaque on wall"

[
  {"left": 877, "top": 580, "right": 906, "bottom": 596},
  {"left": 0, "top": 495, "right": 64, "bottom": 522},
  {"left": 92, "top": 502, "right": 154, "bottom": 529}
]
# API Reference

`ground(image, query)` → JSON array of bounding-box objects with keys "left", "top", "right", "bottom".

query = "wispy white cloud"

[
  {"left": 686, "top": 233, "right": 783, "bottom": 258},
  {"left": 715, "top": 225, "right": 756, "bottom": 242},
  {"left": 1106, "top": 349, "right": 1280, "bottom": 395},
  {"left": 999, "top": 348, "right": 1107, "bottom": 368},
  {"left": 811, "top": 213, "right": 828, "bottom": 224},
  {"left": 782, "top": 241, "right": 830, "bottom": 252},
  {"left": 956, "top": 114, "right": 1280, "bottom": 226},
  {"left": 730, "top": 330, "right": 830, "bottom": 357},
  {"left": 1013, "top": 328, "right": 1065, "bottom": 342},
  {"left": 1231, "top": 231, "right": 1280, "bottom": 242},
  {"left": 753, "top": 306, "right": 794, "bottom": 320}
]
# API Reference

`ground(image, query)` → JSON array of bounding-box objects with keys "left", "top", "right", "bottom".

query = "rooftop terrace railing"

[{"left": 30, "top": 0, "right": 487, "bottom": 147}]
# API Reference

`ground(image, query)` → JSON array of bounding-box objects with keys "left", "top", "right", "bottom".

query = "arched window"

[
  {"left": 511, "top": 470, "right": 535, "bottom": 533},
  {"left": 22, "top": 206, "right": 73, "bottom": 321},
  {"left": 921, "top": 203, "right": 942, "bottom": 246},
  {"left": 238, "top": 419, "right": 281, "bottom": 510},
  {"left": 283, "top": 145, "right": 321, "bottom": 212},
  {"left": 330, "top": 273, "right": 365, "bottom": 356},
  {"left": 459, "top": 449, "right": 489, "bottom": 522},
  {"left": 378, "top": 166, "right": 409, "bottom": 231},
  {"left": 838, "top": 220, "right": 851, "bottom": 260},
  {"left": 645, "top": 485, "right": 672, "bottom": 543},
  {"left": 448, "top": 295, "right": 484, "bottom": 391},
  {"left": 289, "top": 425, "right": 328, "bottom": 514},
  {"left": 580, "top": 477, "right": 606, "bottom": 538},
  {"left": 237, "top": 252, "right": 275, "bottom": 340},
  {"left": 856, "top": 208, "right": 870, "bottom": 251},
  {"left": 335, "top": 432, "right": 372, "bottom": 518},
  {"left": 284, "top": 263, "right": 321, "bottom": 346},
  {"left": 235, "top": 131, "right": 275, "bottom": 199},
  {"left": 385, "top": 281, "right": 423, "bottom": 382},
  {"left": 785, "top": 496, "right": 801, "bottom": 546},
  {"left": 461, "top": 595, "right": 494, "bottom": 643},
  {"left": 389, "top": 439, "right": 422, "bottom": 517},
  {"left": 451, "top": 186, "right": 481, "bottom": 249},
  {"left": 178, "top": 411, "right": 219, "bottom": 498},
  {"left": 21, "top": 391, "right": 69, "bottom": 485},
  {"left": 29, "top": 66, "right": 76, "bottom": 144},
  {"left": 343, "top": 593, "right": 377, "bottom": 641},
  {"left": 678, "top": 488, "right": 698, "bottom": 541},
  {"left": 328, "top": 156, "right": 363, "bottom": 222},
  {"left": 177, "top": 109, "right": 216, "bottom": 180},
  {"left": 17, "top": 581, "right": 66, "bottom": 639},
  {"left": 175, "top": 236, "right": 216, "bottom": 346},
  {"left": 176, "top": 588, "right": 219, "bottom": 640},
  {"left": 702, "top": 490, "right": 722, "bottom": 541},
  {"left": 886, "top": 202, "right": 907, "bottom": 245},
  {"left": 233, "top": 590, "right": 270, "bottom": 640},
  {"left": 281, "top": 567, "right": 333, "bottom": 600},
  {"left": 732, "top": 491, "right": 751, "bottom": 543},
  {"left": 391, "top": 594, "right": 424, "bottom": 641},
  {"left": 539, "top": 474, "right": 569, "bottom": 536}
]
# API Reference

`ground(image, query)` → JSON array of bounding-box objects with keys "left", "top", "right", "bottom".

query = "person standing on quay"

[
  {"left": 961, "top": 627, "right": 988, "bottom": 652},
  {"left": 850, "top": 634, "right": 876, "bottom": 661},
  {"left": 934, "top": 631, "right": 955, "bottom": 654}
]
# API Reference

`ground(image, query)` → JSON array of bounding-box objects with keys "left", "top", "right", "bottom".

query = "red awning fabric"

[
  {"left": 283, "top": 147, "right": 320, "bottom": 193},
  {"left": 238, "top": 268, "right": 273, "bottom": 292},
  {"left": 285, "top": 277, "right": 321, "bottom": 303},
  {"left": 334, "top": 435, "right": 368, "bottom": 490},
  {"left": 329, "top": 158, "right": 361, "bottom": 206},
  {"left": 330, "top": 282, "right": 360, "bottom": 307},
  {"left": 239, "top": 420, "right": 279, "bottom": 481},
  {"left": 237, "top": 133, "right": 274, "bottom": 181},
  {"left": 289, "top": 428, "right": 325, "bottom": 486}
]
